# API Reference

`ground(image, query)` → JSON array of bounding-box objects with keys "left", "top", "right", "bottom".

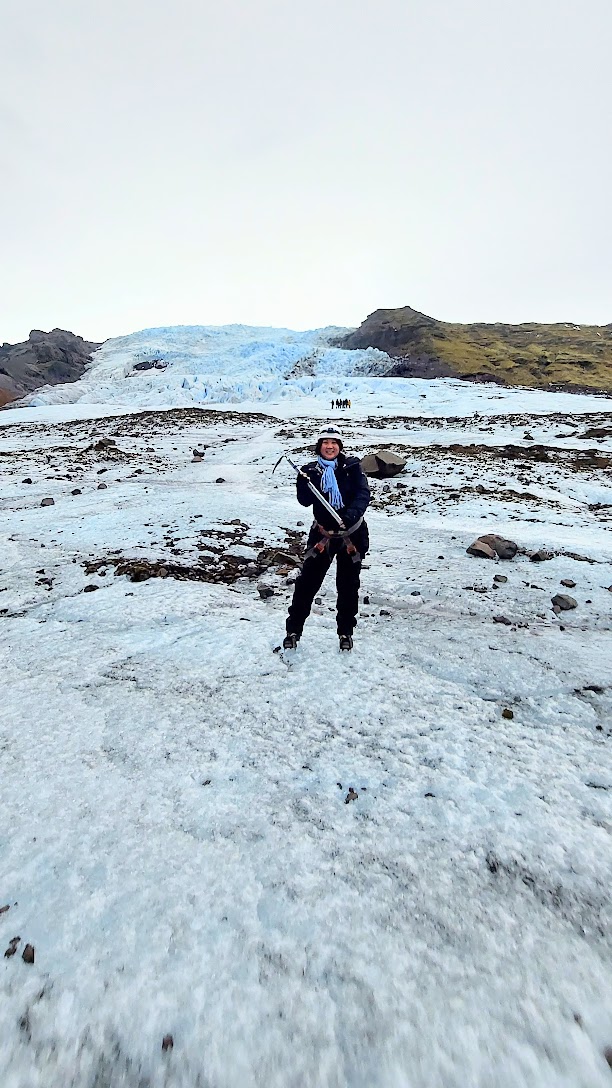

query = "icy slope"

[
  {"left": 20, "top": 324, "right": 392, "bottom": 409},
  {"left": 1, "top": 397, "right": 612, "bottom": 1087},
  {"left": 17, "top": 322, "right": 612, "bottom": 418}
]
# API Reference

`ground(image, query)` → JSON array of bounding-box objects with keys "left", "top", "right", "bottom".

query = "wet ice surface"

[{"left": 1, "top": 336, "right": 612, "bottom": 1087}]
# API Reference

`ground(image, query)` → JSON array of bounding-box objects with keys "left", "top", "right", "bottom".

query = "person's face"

[{"left": 320, "top": 439, "right": 340, "bottom": 460}]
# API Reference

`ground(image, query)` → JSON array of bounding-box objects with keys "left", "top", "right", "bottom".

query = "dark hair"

[{"left": 315, "top": 437, "right": 343, "bottom": 455}]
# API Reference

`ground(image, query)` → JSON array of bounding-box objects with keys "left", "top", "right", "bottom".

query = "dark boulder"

[
  {"left": 551, "top": 594, "right": 577, "bottom": 611},
  {"left": 467, "top": 534, "right": 518, "bottom": 560},
  {"left": 478, "top": 534, "right": 518, "bottom": 560},
  {"left": 361, "top": 451, "right": 406, "bottom": 478}
]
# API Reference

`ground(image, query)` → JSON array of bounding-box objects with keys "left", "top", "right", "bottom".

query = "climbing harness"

[{"left": 304, "top": 517, "right": 364, "bottom": 564}]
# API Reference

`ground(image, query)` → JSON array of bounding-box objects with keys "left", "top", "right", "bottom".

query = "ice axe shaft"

[{"left": 273, "top": 452, "right": 346, "bottom": 528}]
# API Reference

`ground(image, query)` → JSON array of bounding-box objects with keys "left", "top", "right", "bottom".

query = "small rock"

[
  {"left": 315, "top": 597, "right": 322, "bottom": 605},
  {"left": 493, "top": 574, "right": 508, "bottom": 584},
  {"left": 411, "top": 590, "right": 421, "bottom": 596},
  {"left": 493, "top": 615, "right": 512, "bottom": 625},
  {"left": 4, "top": 937, "right": 20, "bottom": 958},
  {"left": 257, "top": 585, "right": 274, "bottom": 599},
  {"left": 380, "top": 609, "right": 391, "bottom": 616},
  {"left": 40, "top": 497, "right": 54, "bottom": 507},
  {"left": 551, "top": 594, "right": 577, "bottom": 611},
  {"left": 502, "top": 708, "right": 514, "bottom": 720},
  {"left": 97, "top": 483, "right": 108, "bottom": 490},
  {"left": 564, "top": 551, "right": 594, "bottom": 564},
  {"left": 71, "top": 488, "right": 82, "bottom": 496},
  {"left": 215, "top": 478, "right": 226, "bottom": 484},
  {"left": 22, "top": 944, "right": 35, "bottom": 964},
  {"left": 83, "top": 585, "right": 99, "bottom": 593},
  {"left": 158, "top": 567, "right": 168, "bottom": 578},
  {"left": 162, "top": 1034, "right": 174, "bottom": 1052},
  {"left": 345, "top": 787, "right": 358, "bottom": 804},
  {"left": 530, "top": 549, "right": 554, "bottom": 563},
  {"left": 22, "top": 478, "right": 33, "bottom": 484},
  {"left": 0, "top": 905, "right": 10, "bottom": 915},
  {"left": 296, "top": 520, "right": 304, "bottom": 526},
  {"left": 560, "top": 578, "right": 576, "bottom": 588},
  {"left": 117, "top": 561, "right": 153, "bottom": 582}
]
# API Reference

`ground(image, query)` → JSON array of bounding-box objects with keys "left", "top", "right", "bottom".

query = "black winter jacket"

[{"left": 296, "top": 454, "right": 370, "bottom": 532}]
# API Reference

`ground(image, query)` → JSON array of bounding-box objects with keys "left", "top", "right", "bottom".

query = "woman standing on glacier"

[{"left": 283, "top": 426, "right": 370, "bottom": 652}]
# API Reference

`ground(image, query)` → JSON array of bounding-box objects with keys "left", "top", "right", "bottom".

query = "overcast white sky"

[{"left": 1, "top": 0, "right": 611, "bottom": 344}]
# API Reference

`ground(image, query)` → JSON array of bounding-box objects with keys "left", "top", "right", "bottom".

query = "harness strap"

[
  {"left": 303, "top": 517, "right": 364, "bottom": 564},
  {"left": 315, "top": 516, "right": 364, "bottom": 539}
]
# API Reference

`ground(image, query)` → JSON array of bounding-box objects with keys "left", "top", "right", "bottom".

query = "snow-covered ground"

[{"left": 1, "top": 326, "right": 612, "bottom": 1087}]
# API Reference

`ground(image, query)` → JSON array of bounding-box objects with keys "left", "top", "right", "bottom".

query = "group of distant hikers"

[
  {"left": 283, "top": 426, "right": 369, "bottom": 654},
  {"left": 331, "top": 398, "right": 351, "bottom": 410}
]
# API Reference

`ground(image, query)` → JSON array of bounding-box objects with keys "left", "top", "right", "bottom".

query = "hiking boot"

[
  {"left": 339, "top": 634, "right": 353, "bottom": 652},
  {"left": 283, "top": 633, "right": 299, "bottom": 650}
]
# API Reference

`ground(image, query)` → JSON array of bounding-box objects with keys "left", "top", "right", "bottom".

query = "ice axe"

[{"left": 272, "top": 452, "right": 346, "bottom": 529}]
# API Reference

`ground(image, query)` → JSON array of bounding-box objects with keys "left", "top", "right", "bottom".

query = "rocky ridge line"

[{"left": 0, "top": 329, "right": 101, "bottom": 407}]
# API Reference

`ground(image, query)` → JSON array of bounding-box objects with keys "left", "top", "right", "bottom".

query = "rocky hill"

[
  {"left": 0, "top": 329, "right": 101, "bottom": 406},
  {"left": 341, "top": 306, "right": 612, "bottom": 394}
]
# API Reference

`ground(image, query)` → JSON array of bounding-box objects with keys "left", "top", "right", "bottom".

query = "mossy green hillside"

[{"left": 342, "top": 307, "right": 612, "bottom": 392}]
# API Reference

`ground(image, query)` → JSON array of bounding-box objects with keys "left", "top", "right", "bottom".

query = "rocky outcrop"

[
  {"left": 342, "top": 307, "right": 456, "bottom": 380},
  {"left": 0, "top": 329, "right": 101, "bottom": 407},
  {"left": 341, "top": 306, "right": 612, "bottom": 394}
]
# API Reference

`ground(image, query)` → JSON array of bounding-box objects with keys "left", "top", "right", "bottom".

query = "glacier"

[{"left": 17, "top": 322, "right": 612, "bottom": 419}]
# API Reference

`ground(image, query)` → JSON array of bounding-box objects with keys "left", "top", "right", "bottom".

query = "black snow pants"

[{"left": 286, "top": 521, "right": 369, "bottom": 638}]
